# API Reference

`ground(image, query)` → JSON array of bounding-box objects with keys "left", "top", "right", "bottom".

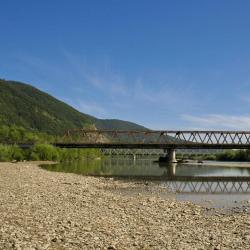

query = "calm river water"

[
  {"left": 41, "top": 158, "right": 250, "bottom": 208},
  {"left": 42, "top": 157, "right": 250, "bottom": 178}
]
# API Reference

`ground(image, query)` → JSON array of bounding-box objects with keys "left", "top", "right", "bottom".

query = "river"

[{"left": 41, "top": 157, "right": 250, "bottom": 209}]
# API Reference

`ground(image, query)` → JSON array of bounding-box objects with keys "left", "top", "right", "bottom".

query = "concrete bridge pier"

[
  {"left": 167, "top": 149, "right": 177, "bottom": 163},
  {"left": 159, "top": 149, "right": 177, "bottom": 163},
  {"left": 162, "top": 148, "right": 177, "bottom": 163}
]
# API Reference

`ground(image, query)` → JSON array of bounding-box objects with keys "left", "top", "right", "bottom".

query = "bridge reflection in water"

[
  {"left": 118, "top": 163, "right": 250, "bottom": 194},
  {"left": 165, "top": 167, "right": 250, "bottom": 193},
  {"left": 156, "top": 163, "right": 250, "bottom": 193},
  {"left": 41, "top": 158, "right": 250, "bottom": 194},
  {"left": 165, "top": 179, "right": 250, "bottom": 193}
]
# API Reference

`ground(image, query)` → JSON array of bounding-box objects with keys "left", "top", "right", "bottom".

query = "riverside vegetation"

[{"left": 0, "top": 125, "right": 102, "bottom": 162}]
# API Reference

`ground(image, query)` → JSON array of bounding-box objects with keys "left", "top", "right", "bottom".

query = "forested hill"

[{"left": 0, "top": 79, "right": 147, "bottom": 135}]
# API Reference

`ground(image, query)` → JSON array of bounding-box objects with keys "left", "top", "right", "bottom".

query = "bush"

[
  {"left": 203, "top": 154, "right": 216, "bottom": 161},
  {"left": 29, "top": 152, "right": 40, "bottom": 161},
  {"left": 11, "top": 145, "right": 25, "bottom": 161},
  {"left": 0, "top": 144, "right": 25, "bottom": 161},
  {"left": 0, "top": 143, "right": 103, "bottom": 162},
  {"left": 30, "top": 144, "right": 60, "bottom": 161},
  {"left": 215, "top": 150, "right": 250, "bottom": 161},
  {"left": 0, "top": 145, "right": 12, "bottom": 161}
]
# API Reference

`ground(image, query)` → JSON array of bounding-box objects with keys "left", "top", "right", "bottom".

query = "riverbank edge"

[{"left": 181, "top": 160, "right": 250, "bottom": 167}]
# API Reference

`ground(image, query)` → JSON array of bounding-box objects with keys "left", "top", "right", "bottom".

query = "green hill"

[
  {"left": 93, "top": 118, "right": 147, "bottom": 131},
  {"left": 0, "top": 79, "right": 147, "bottom": 135}
]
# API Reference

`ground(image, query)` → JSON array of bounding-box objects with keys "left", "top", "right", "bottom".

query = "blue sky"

[{"left": 1, "top": 0, "right": 250, "bottom": 129}]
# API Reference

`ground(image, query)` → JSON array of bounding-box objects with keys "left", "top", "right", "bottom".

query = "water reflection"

[
  {"left": 41, "top": 158, "right": 250, "bottom": 194},
  {"left": 42, "top": 158, "right": 250, "bottom": 177},
  {"left": 165, "top": 179, "right": 250, "bottom": 193}
]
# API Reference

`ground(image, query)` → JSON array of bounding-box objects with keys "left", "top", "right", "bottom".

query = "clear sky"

[{"left": 1, "top": 0, "right": 250, "bottom": 129}]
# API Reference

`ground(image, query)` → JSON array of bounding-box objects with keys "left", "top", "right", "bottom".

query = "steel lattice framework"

[{"left": 57, "top": 130, "right": 250, "bottom": 149}]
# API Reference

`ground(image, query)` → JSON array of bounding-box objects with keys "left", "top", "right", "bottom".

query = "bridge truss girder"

[{"left": 61, "top": 130, "right": 250, "bottom": 149}]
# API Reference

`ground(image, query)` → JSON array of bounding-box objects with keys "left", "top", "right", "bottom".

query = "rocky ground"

[{"left": 0, "top": 162, "right": 249, "bottom": 250}]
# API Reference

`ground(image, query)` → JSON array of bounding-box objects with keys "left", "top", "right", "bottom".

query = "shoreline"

[
  {"left": 0, "top": 162, "right": 249, "bottom": 249},
  {"left": 182, "top": 160, "right": 250, "bottom": 167}
]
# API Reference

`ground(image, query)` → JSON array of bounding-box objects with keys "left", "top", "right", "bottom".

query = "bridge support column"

[
  {"left": 159, "top": 149, "right": 177, "bottom": 163},
  {"left": 166, "top": 148, "right": 177, "bottom": 163},
  {"left": 167, "top": 149, "right": 177, "bottom": 163}
]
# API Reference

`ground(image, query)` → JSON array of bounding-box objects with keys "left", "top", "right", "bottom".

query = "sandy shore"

[{"left": 0, "top": 162, "right": 249, "bottom": 249}]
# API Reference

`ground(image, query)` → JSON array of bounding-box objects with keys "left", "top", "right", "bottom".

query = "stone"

[{"left": 0, "top": 162, "right": 249, "bottom": 250}]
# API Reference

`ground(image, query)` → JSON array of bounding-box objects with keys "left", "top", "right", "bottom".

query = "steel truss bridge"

[{"left": 56, "top": 130, "right": 250, "bottom": 149}]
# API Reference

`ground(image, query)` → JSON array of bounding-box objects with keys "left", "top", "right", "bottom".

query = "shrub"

[
  {"left": 0, "top": 143, "right": 103, "bottom": 162},
  {"left": 0, "top": 144, "right": 12, "bottom": 161},
  {"left": 0, "top": 144, "right": 25, "bottom": 161},
  {"left": 11, "top": 145, "right": 25, "bottom": 161},
  {"left": 31, "top": 144, "right": 60, "bottom": 161},
  {"left": 29, "top": 152, "right": 40, "bottom": 161}
]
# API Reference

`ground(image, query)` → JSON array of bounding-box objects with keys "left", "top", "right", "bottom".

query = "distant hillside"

[
  {"left": 94, "top": 118, "right": 147, "bottom": 131},
  {"left": 0, "top": 79, "right": 147, "bottom": 135}
]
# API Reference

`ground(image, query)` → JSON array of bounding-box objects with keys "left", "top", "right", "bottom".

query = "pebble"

[{"left": 0, "top": 162, "right": 249, "bottom": 250}]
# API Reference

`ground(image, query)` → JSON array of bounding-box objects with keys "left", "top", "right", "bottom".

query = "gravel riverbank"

[{"left": 0, "top": 162, "right": 249, "bottom": 250}]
